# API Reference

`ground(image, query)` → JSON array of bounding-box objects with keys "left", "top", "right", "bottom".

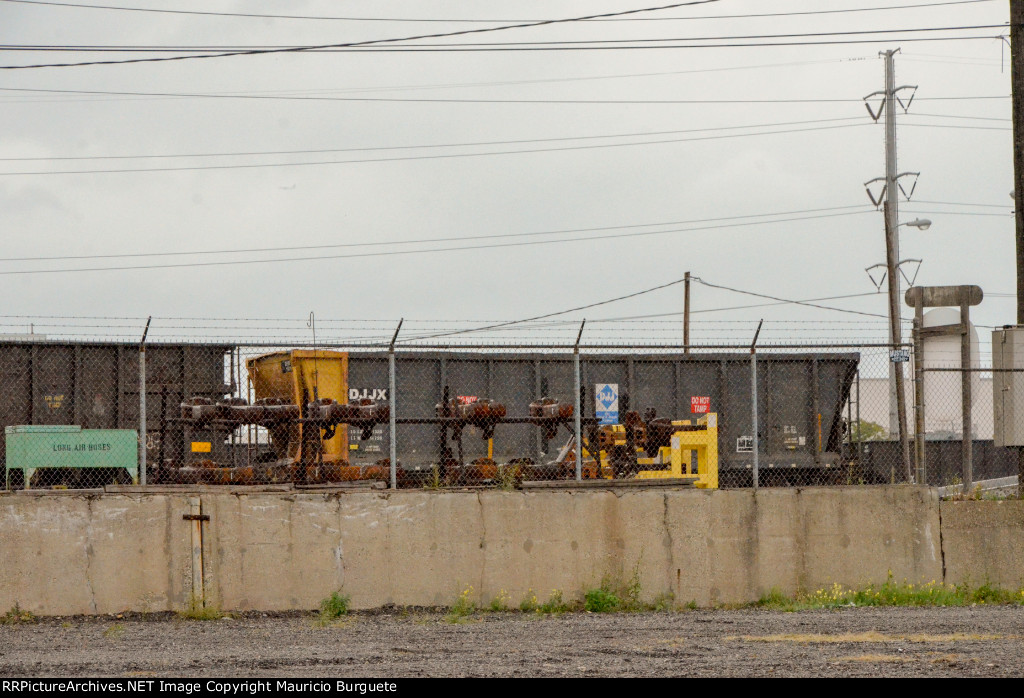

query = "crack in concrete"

[
  {"left": 477, "top": 491, "right": 487, "bottom": 600},
  {"left": 937, "top": 501, "right": 948, "bottom": 584},
  {"left": 662, "top": 492, "right": 675, "bottom": 598},
  {"left": 84, "top": 499, "right": 98, "bottom": 614}
]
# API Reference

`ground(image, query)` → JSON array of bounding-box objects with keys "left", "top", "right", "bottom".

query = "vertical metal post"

[
  {"left": 138, "top": 316, "right": 151, "bottom": 487},
  {"left": 960, "top": 295, "right": 973, "bottom": 492},
  {"left": 574, "top": 320, "right": 585, "bottom": 482},
  {"left": 750, "top": 320, "right": 763, "bottom": 490},
  {"left": 912, "top": 306, "right": 927, "bottom": 485},
  {"left": 683, "top": 271, "right": 691, "bottom": 353},
  {"left": 388, "top": 319, "right": 403, "bottom": 490}
]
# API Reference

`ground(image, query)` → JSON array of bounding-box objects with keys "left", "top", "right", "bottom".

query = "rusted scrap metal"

[
  {"left": 305, "top": 398, "right": 390, "bottom": 440},
  {"left": 434, "top": 398, "right": 507, "bottom": 439},
  {"left": 179, "top": 396, "right": 299, "bottom": 425},
  {"left": 528, "top": 398, "right": 574, "bottom": 440}
]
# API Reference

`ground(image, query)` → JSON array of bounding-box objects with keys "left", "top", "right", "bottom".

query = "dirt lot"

[{"left": 1, "top": 607, "right": 1022, "bottom": 678}]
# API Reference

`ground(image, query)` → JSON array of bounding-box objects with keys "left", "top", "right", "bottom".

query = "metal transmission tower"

[{"left": 864, "top": 48, "right": 918, "bottom": 483}]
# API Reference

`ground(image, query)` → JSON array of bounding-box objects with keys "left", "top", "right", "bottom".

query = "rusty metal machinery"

[{"left": 168, "top": 396, "right": 390, "bottom": 486}]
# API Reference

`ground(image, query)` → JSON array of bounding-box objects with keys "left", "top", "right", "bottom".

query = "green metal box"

[{"left": 5, "top": 425, "right": 138, "bottom": 489}]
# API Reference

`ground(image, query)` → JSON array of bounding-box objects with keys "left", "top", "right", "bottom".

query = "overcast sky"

[{"left": 0, "top": 0, "right": 1015, "bottom": 347}]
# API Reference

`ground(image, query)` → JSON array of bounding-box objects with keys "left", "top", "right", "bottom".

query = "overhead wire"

[
  {"left": 0, "top": 210, "right": 876, "bottom": 275},
  {"left": 0, "top": 83, "right": 1007, "bottom": 105},
  {"left": 394, "top": 275, "right": 695, "bottom": 343},
  {"left": 1, "top": 24, "right": 1011, "bottom": 53},
  {"left": 0, "top": 0, "right": 996, "bottom": 23},
  {"left": 0, "top": 116, "right": 870, "bottom": 163},
  {"left": 692, "top": 278, "right": 890, "bottom": 319},
  {"left": 0, "top": 204, "right": 874, "bottom": 263},
  {"left": 0, "top": 122, "right": 875, "bottom": 176},
  {"left": 0, "top": 0, "right": 725, "bottom": 69}
]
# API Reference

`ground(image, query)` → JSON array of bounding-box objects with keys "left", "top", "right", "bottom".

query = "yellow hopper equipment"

[{"left": 245, "top": 350, "right": 348, "bottom": 464}]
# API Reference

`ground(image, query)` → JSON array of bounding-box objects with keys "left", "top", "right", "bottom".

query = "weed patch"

[
  {"left": 176, "top": 597, "right": 227, "bottom": 621},
  {"left": 584, "top": 585, "right": 622, "bottom": 613},
  {"left": 1, "top": 604, "right": 36, "bottom": 625},
  {"left": 488, "top": 590, "right": 512, "bottom": 612},
  {"left": 102, "top": 624, "right": 125, "bottom": 639},
  {"left": 318, "top": 592, "right": 350, "bottom": 622},
  {"left": 752, "top": 575, "right": 1024, "bottom": 611},
  {"left": 538, "top": 590, "right": 573, "bottom": 615},
  {"left": 444, "top": 586, "right": 478, "bottom": 624}
]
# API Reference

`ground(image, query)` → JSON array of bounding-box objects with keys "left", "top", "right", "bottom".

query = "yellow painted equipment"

[
  {"left": 635, "top": 413, "right": 718, "bottom": 488},
  {"left": 576, "top": 413, "right": 719, "bottom": 488},
  {"left": 245, "top": 350, "right": 348, "bottom": 463}
]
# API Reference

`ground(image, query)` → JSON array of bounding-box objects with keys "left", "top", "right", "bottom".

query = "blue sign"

[{"left": 595, "top": 383, "right": 619, "bottom": 425}]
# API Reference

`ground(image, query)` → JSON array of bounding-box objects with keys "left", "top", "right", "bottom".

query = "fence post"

[
  {"left": 138, "top": 316, "right": 151, "bottom": 487},
  {"left": 912, "top": 314, "right": 927, "bottom": 485},
  {"left": 750, "top": 320, "right": 763, "bottom": 490},
  {"left": 574, "top": 320, "right": 585, "bottom": 482},
  {"left": 388, "top": 319, "right": 403, "bottom": 490},
  {"left": 960, "top": 294, "right": 973, "bottom": 493}
]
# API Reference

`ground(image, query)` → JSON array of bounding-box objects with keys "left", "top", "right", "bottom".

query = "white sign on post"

[
  {"left": 890, "top": 349, "right": 911, "bottom": 363},
  {"left": 594, "top": 383, "right": 619, "bottom": 425}
]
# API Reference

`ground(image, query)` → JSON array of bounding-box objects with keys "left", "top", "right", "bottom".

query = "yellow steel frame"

[{"left": 635, "top": 413, "right": 718, "bottom": 489}]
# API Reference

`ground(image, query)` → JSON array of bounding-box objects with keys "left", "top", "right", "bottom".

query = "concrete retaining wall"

[
  {"left": 940, "top": 500, "right": 1024, "bottom": 588},
  {"left": 0, "top": 485, "right": 974, "bottom": 615}
]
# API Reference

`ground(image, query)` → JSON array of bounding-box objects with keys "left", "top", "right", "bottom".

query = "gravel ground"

[{"left": 1, "top": 607, "right": 1022, "bottom": 678}]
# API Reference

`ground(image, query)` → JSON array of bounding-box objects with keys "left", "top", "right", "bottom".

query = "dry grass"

[
  {"left": 731, "top": 632, "right": 1006, "bottom": 644},
  {"left": 833, "top": 654, "right": 917, "bottom": 663}
]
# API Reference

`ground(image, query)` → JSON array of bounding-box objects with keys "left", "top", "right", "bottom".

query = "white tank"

[{"left": 921, "top": 307, "right": 981, "bottom": 439}]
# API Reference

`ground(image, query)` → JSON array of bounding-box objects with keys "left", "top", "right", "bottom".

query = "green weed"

[
  {"left": 488, "top": 589, "right": 512, "bottom": 612},
  {"left": 538, "top": 589, "right": 573, "bottom": 615},
  {"left": 102, "top": 623, "right": 125, "bottom": 639},
  {"left": 0, "top": 604, "right": 36, "bottom": 625},
  {"left": 444, "top": 586, "right": 477, "bottom": 623},
  {"left": 519, "top": 590, "right": 539, "bottom": 613},
  {"left": 176, "top": 596, "right": 227, "bottom": 621},
  {"left": 584, "top": 584, "right": 622, "bottom": 613},
  {"left": 318, "top": 591, "right": 350, "bottom": 624},
  {"left": 752, "top": 574, "right": 1024, "bottom": 611}
]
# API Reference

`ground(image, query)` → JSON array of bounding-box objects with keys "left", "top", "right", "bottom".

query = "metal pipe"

[
  {"left": 574, "top": 320, "right": 585, "bottom": 483},
  {"left": 751, "top": 319, "right": 763, "bottom": 490},
  {"left": 139, "top": 316, "right": 151, "bottom": 487},
  {"left": 389, "top": 319, "right": 403, "bottom": 490},
  {"left": 960, "top": 295, "right": 973, "bottom": 492},
  {"left": 913, "top": 311, "right": 927, "bottom": 484}
]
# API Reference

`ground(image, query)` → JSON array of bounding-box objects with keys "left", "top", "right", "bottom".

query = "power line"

[
  {"left": 0, "top": 205, "right": 874, "bottom": 263},
  {"left": 2, "top": 24, "right": 1009, "bottom": 53},
  {"left": 913, "top": 112, "right": 1011, "bottom": 121},
  {"left": 0, "top": 0, "right": 724, "bottom": 69},
  {"left": 693, "top": 278, "right": 890, "bottom": 319},
  {"left": 0, "top": 116, "right": 868, "bottom": 163},
  {"left": 1, "top": 35, "right": 1008, "bottom": 69},
  {"left": 0, "top": 83, "right": 1005, "bottom": 106},
  {"left": 0, "top": 122, "right": 873, "bottom": 176},
  {"left": 0, "top": 210, "right": 875, "bottom": 275},
  {"left": 396, "top": 276, "right": 694, "bottom": 344},
  {"left": 0, "top": 58, "right": 864, "bottom": 103},
  {"left": 0, "top": 116, "right": 1004, "bottom": 167},
  {"left": 0, "top": 0, "right": 995, "bottom": 23}
]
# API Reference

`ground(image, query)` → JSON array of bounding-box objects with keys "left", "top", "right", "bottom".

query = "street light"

[{"left": 902, "top": 218, "right": 932, "bottom": 231}]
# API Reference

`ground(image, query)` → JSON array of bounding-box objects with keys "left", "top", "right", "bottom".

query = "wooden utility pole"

[
  {"left": 1013, "top": 0, "right": 1024, "bottom": 495},
  {"left": 1013, "top": 1, "right": 1024, "bottom": 325}
]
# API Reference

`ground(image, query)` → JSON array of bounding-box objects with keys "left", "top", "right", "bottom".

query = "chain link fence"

[{"left": 0, "top": 322, "right": 1018, "bottom": 492}]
